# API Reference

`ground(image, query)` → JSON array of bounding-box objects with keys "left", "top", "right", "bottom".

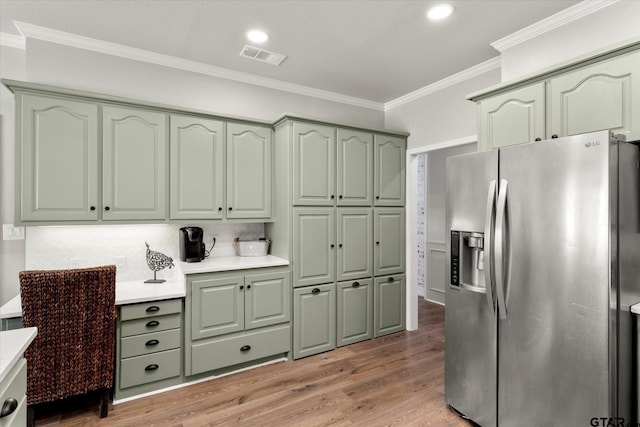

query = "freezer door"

[
  {"left": 497, "top": 131, "right": 613, "bottom": 426},
  {"left": 445, "top": 149, "right": 498, "bottom": 426}
]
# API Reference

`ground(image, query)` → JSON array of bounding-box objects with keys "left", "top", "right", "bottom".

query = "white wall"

[
  {"left": 500, "top": 1, "right": 640, "bottom": 82},
  {"left": 384, "top": 69, "right": 500, "bottom": 149},
  {"left": 0, "top": 45, "right": 26, "bottom": 305}
]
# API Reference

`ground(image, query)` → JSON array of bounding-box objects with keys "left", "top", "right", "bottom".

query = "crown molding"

[
  {"left": 491, "top": 0, "right": 619, "bottom": 52},
  {"left": 384, "top": 57, "right": 501, "bottom": 111},
  {"left": 13, "top": 21, "right": 384, "bottom": 111},
  {"left": 0, "top": 32, "right": 26, "bottom": 49}
]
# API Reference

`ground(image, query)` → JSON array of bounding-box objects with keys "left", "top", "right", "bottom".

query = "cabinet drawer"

[
  {"left": 0, "top": 358, "right": 26, "bottom": 406},
  {"left": 121, "top": 329, "right": 181, "bottom": 358},
  {"left": 120, "top": 299, "right": 182, "bottom": 321},
  {"left": 119, "top": 349, "right": 181, "bottom": 389},
  {"left": 191, "top": 325, "right": 290, "bottom": 375},
  {"left": 121, "top": 313, "right": 181, "bottom": 337}
]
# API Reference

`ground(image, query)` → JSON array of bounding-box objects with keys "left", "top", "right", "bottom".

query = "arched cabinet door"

[
  {"left": 226, "top": 123, "right": 272, "bottom": 219},
  {"left": 374, "top": 134, "right": 406, "bottom": 206},
  {"left": 102, "top": 105, "right": 167, "bottom": 220},
  {"left": 337, "top": 128, "right": 373, "bottom": 206},
  {"left": 20, "top": 94, "right": 99, "bottom": 221},
  {"left": 549, "top": 50, "right": 640, "bottom": 141},
  {"left": 477, "top": 82, "right": 545, "bottom": 151},
  {"left": 292, "top": 122, "right": 336, "bottom": 206}
]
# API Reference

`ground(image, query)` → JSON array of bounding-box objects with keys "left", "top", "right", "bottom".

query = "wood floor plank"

[{"left": 34, "top": 299, "right": 472, "bottom": 426}]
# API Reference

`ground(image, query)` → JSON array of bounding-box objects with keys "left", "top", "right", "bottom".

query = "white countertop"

[
  {"left": 0, "top": 327, "right": 37, "bottom": 383},
  {"left": 0, "top": 255, "right": 289, "bottom": 318},
  {"left": 631, "top": 303, "right": 640, "bottom": 315}
]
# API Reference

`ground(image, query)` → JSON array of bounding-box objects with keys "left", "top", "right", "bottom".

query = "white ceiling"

[{"left": 0, "top": 0, "right": 582, "bottom": 104}]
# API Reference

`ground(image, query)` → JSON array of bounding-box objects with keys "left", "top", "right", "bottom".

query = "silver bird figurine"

[{"left": 144, "top": 241, "right": 174, "bottom": 283}]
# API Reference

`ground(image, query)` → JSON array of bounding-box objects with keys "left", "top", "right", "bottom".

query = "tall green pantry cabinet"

[{"left": 267, "top": 116, "right": 407, "bottom": 359}]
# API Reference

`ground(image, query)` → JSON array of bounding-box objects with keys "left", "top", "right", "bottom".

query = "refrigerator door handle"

[
  {"left": 484, "top": 180, "right": 496, "bottom": 313},
  {"left": 495, "top": 179, "right": 509, "bottom": 320}
]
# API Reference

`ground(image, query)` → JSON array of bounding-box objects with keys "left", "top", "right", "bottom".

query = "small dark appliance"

[{"left": 179, "top": 226, "right": 205, "bottom": 262}]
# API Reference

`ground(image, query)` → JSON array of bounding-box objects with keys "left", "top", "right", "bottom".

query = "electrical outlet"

[
  {"left": 2, "top": 224, "right": 25, "bottom": 240},
  {"left": 70, "top": 258, "right": 82, "bottom": 268},
  {"left": 114, "top": 256, "right": 127, "bottom": 270}
]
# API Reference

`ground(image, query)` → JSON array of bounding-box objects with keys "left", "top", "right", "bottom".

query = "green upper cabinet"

[
  {"left": 477, "top": 82, "right": 545, "bottom": 151},
  {"left": 374, "top": 135, "right": 405, "bottom": 206},
  {"left": 170, "top": 115, "right": 224, "bottom": 220},
  {"left": 336, "top": 129, "right": 373, "bottom": 206},
  {"left": 293, "top": 207, "right": 336, "bottom": 287},
  {"left": 102, "top": 105, "right": 167, "bottom": 220},
  {"left": 337, "top": 208, "right": 372, "bottom": 281},
  {"left": 374, "top": 208, "right": 405, "bottom": 276},
  {"left": 19, "top": 94, "right": 99, "bottom": 221},
  {"left": 548, "top": 50, "right": 640, "bottom": 141},
  {"left": 293, "top": 122, "right": 336, "bottom": 206},
  {"left": 226, "top": 123, "right": 272, "bottom": 219}
]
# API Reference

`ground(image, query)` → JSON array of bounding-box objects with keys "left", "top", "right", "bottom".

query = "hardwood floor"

[{"left": 37, "top": 299, "right": 472, "bottom": 426}]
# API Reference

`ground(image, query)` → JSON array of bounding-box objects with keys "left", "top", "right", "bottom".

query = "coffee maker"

[{"left": 179, "top": 226, "right": 205, "bottom": 262}]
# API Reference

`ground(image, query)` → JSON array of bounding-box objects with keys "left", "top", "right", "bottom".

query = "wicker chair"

[{"left": 19, "top": 265, "right": 116, "bottom": 426}]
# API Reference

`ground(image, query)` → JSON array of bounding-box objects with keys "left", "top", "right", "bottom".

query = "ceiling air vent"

[{"left": 240, "top": 44, "right": 286, "bottom": 66}]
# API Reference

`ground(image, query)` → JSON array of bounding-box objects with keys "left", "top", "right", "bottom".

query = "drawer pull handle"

[
  {"left": 145, "top": 339, "right": 159, "bottom": 347},
  {"left": 145, "top": 364, "right": 159, "bottom": 371},
  {"left": 146, "top": 306, "right": 160, "bottom": 313},
  {"left": 240, "top": 345, "right": 251, "bottom": 352},
  {"left": 388, "top": 277, "right": 395, "bottom": 282},
  {"left": 311, "top": 288, "right": 320, "bottom": 295},
  {"left": 146, "top": 320, "right": 160, "bottom": 328},
  {"left": 352, "top": 282, "right": 360, "bottom": 288},
  {"left": 0, "top": 398, "right": 18, "bottom": 419}
]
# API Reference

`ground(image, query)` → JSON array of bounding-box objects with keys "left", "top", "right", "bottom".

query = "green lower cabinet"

[
  {"left": 374, "top": 275, "right": 406, "bottom": 338},
  {"left": 337, "top": 278, "right": 373, "bottom": 347},
  {"left": 185, "top": 268, "right": 291, "bottom": 376},
  {"left": 293, "top": 283, "right": 336, "bottom": 359}
]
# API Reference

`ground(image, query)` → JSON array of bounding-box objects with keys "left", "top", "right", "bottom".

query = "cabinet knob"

[
  {"left": 330, "top": 244, "right": 335, "bottom": 248},
  {"left": 145, "top": 339, "right": 159, "bottom": 347},
  {"left": 339, "top": 195, "right": 343, "bottom": 199},
  {"left": 338, "top": 244, "right": 343, "bottom": 248},
  {"left": 311, "top": 288, "right": 320, "bottom": 295},
  {"left": 90, "top": 206, "right": 96, "bottom": 211},
  {"left": 240, "top": 285, "right": 244, "bottom": 290},
  {"left": 551, "top": 134, "right": 559, "bottom": 139},
  {"left": 352, "top": 282, "right": 360, "bottom": 288},
  {"left": 376, "top": 196, "right": 380, "bottom": 200},
  {"left": 104, "top": 206, "right": 110, "bottom": 211},
  {"left": 240, "top": 345, "right": 251, "bottom": 352},
  {"left": 331, "top": 195, "right": 335, "bottom": 199},
  {"left": 146, "top": 320, "right": 160, "bottom": 328},
  {"left": 534, "top": 138, "right": 542, "bottom": 142},
  {"left": 229, "top": 207, "right": 233, "bottom": 211},
  {"left": 145, "top": 306, "right": 160, "bottom": 313},
  {"left": 218, "top": 207, "right": 222, "bottom": 211},
  {"left": 0, "top": 398, "right": 18, "bottom": 419},
  {"left": 247, "top": 284, "right": 251, "bottom": 289},
  {"left": 376, "top": 241, "right": 380, "bottom": 246},
  {"left": 145, "top": 364, "right": 159, "bottom": 371}
]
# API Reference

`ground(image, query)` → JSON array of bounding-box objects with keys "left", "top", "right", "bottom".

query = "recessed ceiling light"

[
  {"left": 427, "top": 3, "right": 455, "bottom": 20},
  {"left": 246, "top": 30, "right": 270, "bottom": 44}
]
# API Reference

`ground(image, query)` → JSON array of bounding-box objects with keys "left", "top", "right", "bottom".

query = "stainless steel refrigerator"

[{"left": 445, "top": 130, "right": 640, "bottom": 426}]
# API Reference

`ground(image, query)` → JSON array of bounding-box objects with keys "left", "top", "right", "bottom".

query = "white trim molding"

[
  {"left": 407, "top": 134, "right": 477, "bottom": 156},
  {"left": 0, "top": 32, "right": 26, "bottom": 49},
  {"left": 12, "top": 21, "right": 385, "bottom": 112},
  {"left": 491, "top": 0, "right": 619, "bottom": 52},
  {"left": 385, "top": 57, "right": 500, "bottom": 111}
]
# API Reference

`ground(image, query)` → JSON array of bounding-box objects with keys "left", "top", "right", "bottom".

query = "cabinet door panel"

[
  {"left": 549, "top": 51, "right": 640, "bottom": 141},
  {"left": 293, "top": 283, "right": 336, "bottom": 359},
  {"left": 170, "top": 115, "right": 224, "bottom": 219},
  {"left": 293, "top": 123, "right": 335, "bottom": 206},
  {"left": 245, "top": 270, "right": 291, "bottom": 329},
  {"left": 191, "top": 275, "right": 244, "bottom": 339},
  {"left": 374, "top": 275, "right": 405, "bottom": 337},
  {"left": 337, "top": 279, "right": 373, "bottom": 347},
  {"left": 374, "top": 135, "right": 405, "bottom": 206},
  {"left": 103, "top": 106, "right": 167, "bottom": 220},
  {"left": 227, "top": 123, "right": 272, "bottom": 218},
  {"left": 337, "top": 129, "right": 373, "bottom": 206},
  {"left": 337, "top": 208, "right": 372, "bottom": 281},
  {"left": 478, "top": 83, "right": 545, "bottom": 151},
  {"left": 374, "top": 208, "right": 405, "bottom": 276},
  {"left": 20, "top": 94, "right": 99, "bottom": 221},
  {"left": 293, "top": 208, "right": 335, "bottom": 287}
]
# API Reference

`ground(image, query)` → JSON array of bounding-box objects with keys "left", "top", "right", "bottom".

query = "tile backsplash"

[{"left": 25, "top": 223, "right": 265, "bottom": 282}]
